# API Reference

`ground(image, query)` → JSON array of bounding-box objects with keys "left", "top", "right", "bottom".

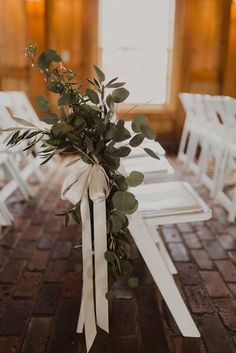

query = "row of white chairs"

[
  {"left": 0, "top": 91, "right": 48, "bottom": 229},
  {"left": 178, "top": 93, "right": 236, "bottom": 222}
]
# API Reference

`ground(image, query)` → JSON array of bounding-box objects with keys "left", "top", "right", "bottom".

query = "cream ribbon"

[{"left": 61, "top": 159, "right": 110, "bottom": 351}]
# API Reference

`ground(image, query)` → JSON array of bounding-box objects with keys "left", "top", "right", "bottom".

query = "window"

[{"left": 99, "top": 0, "right": 175, "bottom": 106}]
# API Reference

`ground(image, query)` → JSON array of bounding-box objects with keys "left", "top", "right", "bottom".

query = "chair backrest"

[{"left": 9, "top": 91, "right": 40, "bottom": 123}]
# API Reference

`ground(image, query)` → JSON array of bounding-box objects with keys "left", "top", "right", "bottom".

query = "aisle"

[{"left": 0, "top": 158, "right": 235, "bottom": 353}]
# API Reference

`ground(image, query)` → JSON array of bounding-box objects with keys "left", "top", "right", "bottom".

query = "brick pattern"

[{"left": 0, "top": 158, "right": 236, "bottom": 353}]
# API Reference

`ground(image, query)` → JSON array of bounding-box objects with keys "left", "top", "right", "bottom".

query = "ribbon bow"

[{"left": 61, "top": 159, "right": 110, "bottom": 351}]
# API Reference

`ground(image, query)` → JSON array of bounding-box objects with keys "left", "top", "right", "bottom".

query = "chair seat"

[
  {"left": 131, "top": 181, "right": 212, "bottom": 225},
  {"left": 121, "top": 156, "right": 174, "bottom": 176}
]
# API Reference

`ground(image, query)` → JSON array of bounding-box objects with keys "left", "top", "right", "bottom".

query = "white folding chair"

[{"left": 0, "top": 96, "right": 44, "bottom": 185}]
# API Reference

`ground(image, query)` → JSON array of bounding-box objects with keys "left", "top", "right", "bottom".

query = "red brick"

[
  {"left": 196, "top": 226, "right": 214, "bottom": 240},
  {"left": 0, "top": 260, "right": 26, "bottom": 283},
  {"left": 13, "top": 272, "right": 42, "bottom": 298},
  {"left": 28, "top": 250, "right": 50, "bottom": 271},
  {"left": 200, "top": 271, "right": 229, "bottom": 297},
  {"left": 109, "top": 337, "right": 139, "bottom": 353},
  {"left": 182, "top": 233, "right": 201, "bottom": 249},
  {"left": 177, "top": 223, "right": 193, "bottom": 233},
  {"left": 22, "top": 225, "right": 44, "bottom": 241},
  {"left": 229, "top": 283, "right": 236, "bottom": 297},
  {"left": 216, "top": 260, "right": 236, "bottom": 282},
  {"left": 34, "top": 283, "right": 61, "bottom": 315},
  {"left": 191, "top": 249, "right": 213, "bottom": 270},
  {"left": 132, "top": 258, "right": 153, "bottom": 285},
  {"left": 184, "top": 286, "right": 213, "bottom": 313},
  {"left": 52, "top": 241, "right": 72, "bottom": 259},
  {"left": 161, "top": 227, "right": 182, "bottom": 242},
  {"left": 215, "top": 298, "right": 236, "bottom": 331},
  {"left": 217, "top": 234, "right": 236, "bottom": 250},
  {"left": 56, "top": 299, "right": 80, "bottom": 336},
  {"left": 0, "top": 300, "right": 34, "bottom": 335},
  {"left": 200, "top": 314, "right": 234, "bottom": 353},
  {"left": 0, "top": 246, "right": 8, "bottom": 266},
  {"left": 168, "top": 243, "right": 189, "bottom": 261},
  {"left": 67, "top": 250, "right": 82, "bottom": 272},
  {"left": 58, "top": 224, "right": 81, "bottom": 241},
  {"left": 31, "top": 212, "right": 49, "bottom": 226},
  {"left": 13, "top": 217, "right": 31, "bottom": 232},
  {"left": 228, "top": 250, "right": 236, "bottom": 264},
  {"left": 44, "top": 218, "right": 62, "bottom": 234},
  {"left": 49, "top": 336, "right": 80, "bottom": 353},
  {"left": 0, "top": 337, "right": 20, "bottom": 353},
  {"left": 0, "top": 284, "right": 13, "bottom": 315},
  {"left": 175, "top": 263, "right": 201, "bottom": 285},
  {"left": 202, "top": 240, "right": 227, "bottom": 260},
  {"left": 38, "top": 233, "right": 57, "bottom": 250},
  {"left": 62, "top": 272, "right": 82, "bottom": 298},
  {"left": 21, "top": 317, "right": 51, "bottom": 353},
  {"left": 136, "top": 286, "right": 159, "bottom": 318},
  {"left": 0, "top": 230, "right": 21, "bottom": 249},
  {"left": 44, "top": 260, "right": 67, "bottom": 282},
  {"left": 140, "top": 317, "right": 170, "bottom": 353},
  {"left": 12, "top": 240, "right": 36, "bottom": 260},
  {"left": 208, "top": 220, "right": 227, "bottom": 234},
  {"left": 110, "top": 299, "right": 137, "bottom": 336}
]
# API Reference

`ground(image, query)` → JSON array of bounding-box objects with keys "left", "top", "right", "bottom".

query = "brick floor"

[{"left": 0, "top": 158, "right": 236, "bottom": 352}]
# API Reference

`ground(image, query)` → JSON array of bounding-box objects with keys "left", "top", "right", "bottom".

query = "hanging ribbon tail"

[
  {"left": 81, "top": 194, "right": 97, "bottom": 351},
  {"left": 94, "top": 200, "right": 109, "bottom": 332},
  {"left": 77, "top": 291, "right": 84, "bottom": 333}
]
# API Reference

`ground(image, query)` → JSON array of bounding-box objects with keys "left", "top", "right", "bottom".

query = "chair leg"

[
  {"left": 4, "top": 158, "right": 31, "bottom": 200},
  {"left": 148, "top": 225, "right": 178, "bottom": 275},
  {"left": 128, "top": 213, "right": 200, "bottom": 337}
]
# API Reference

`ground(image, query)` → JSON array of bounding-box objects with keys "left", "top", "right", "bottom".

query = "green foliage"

[
  {"left": 128, "top": 277, "right": 139, "bottom": 288},
  {"left": 36, "top": 95, "right": 50, "bottom": 112},
  {"left": 5, "top": 43, "right": 160, "bottom": 294},
  {"left": 143, "top": 147, "right": 160, "bottom": 159},
  {"left": 126, "top": 171, "right": 144, "bottom": 187},
  {"left": 112, "top": 87, "right": 129, "bottom": 103}
]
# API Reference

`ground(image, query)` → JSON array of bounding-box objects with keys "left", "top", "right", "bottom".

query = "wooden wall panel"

[
  {"left": 0, "top": 0, "right": 29, "bottom": 91},
  {"left": 223, "top": 2, "right": 236, "bottom": 96},
  {"left": 26, "top": 0, "right": 47, "bottom": 106}
]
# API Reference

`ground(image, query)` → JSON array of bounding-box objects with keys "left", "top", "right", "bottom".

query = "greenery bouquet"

[{"left": 4, "top": 43, "right": 160, "bottom": 350}]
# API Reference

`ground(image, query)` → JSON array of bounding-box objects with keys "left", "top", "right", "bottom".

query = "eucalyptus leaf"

[
  {"left": 143, "top": 147, "right": 160, "bottom": 159},
  {"left": 42, "top": 112, "right": 59, "bottom": 125},
  {"left": 85, "top": 88, "right": 99, "bottom": 105},
  {"left": 105, "top": 290, "right": 116, "bottom": 301},
  {"left": 105, "top": 250, "right": 116, "bottom": 262},
  {"left": 47, "top": 81, "right": 64, "bottom": 94},
  {"left": 107, "top": 82, "right": 125, "bottom": 88},
  {"left": 93, "top": 65, "right": 105, "bottom": 82},
  {"left": 51, "top": 123, "right": 66, "bottom": 137},
  {"left": 11, "top": 117, "right": 36, "bottom": 128},
  {"left": 126, "top": 171, "right": 144, "bottom": 187},
  {"left": 112, "top": 87, "right": 129, "bottom": 103},
  {"left": 109, "top": 214, "right": 123, "bottom": 233},
  {"left": 113, "top": 146, "right": 131, "bottom": 158},
  {"left": 131, "top": 115, "right": 149, "bottom": 133},
  {"left": 85, "top": 136, "right": 94, "bottom": 153},
  {"left": 112, "top": 191, "right": 138, "bottom": 214},
  {"left": 129, "top": 133, "right": 145, "bottom": 147},
  {"left": 74, "top": 263, "right": 83, "bottom": 273},
  {"left": 128, "top": 277, "right": 139, "bottom": 288},
  {"left": 36, "top": 95, "right": 50, "bottom": 112},
  {"left": 115, "top": 175, "right": 128, "bottom": 191},
  {"left": 58, "top": 93, "right": 73, "bottom": 106},
  {"left": 140, "top": 125, "right": 156, "bottom": 140}
]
